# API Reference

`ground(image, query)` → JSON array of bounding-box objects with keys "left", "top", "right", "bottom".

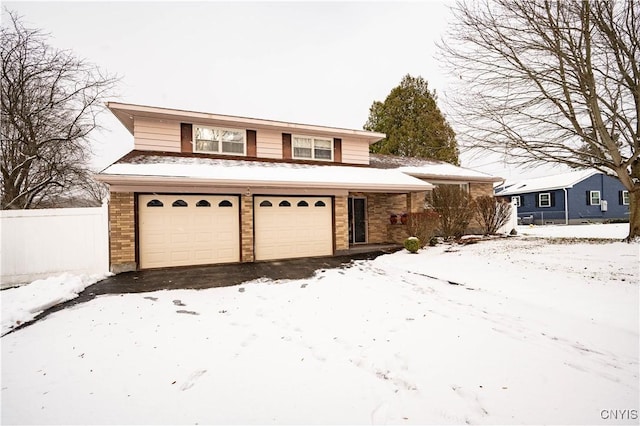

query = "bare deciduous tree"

[
  {"left": 1, "top": 10, "right": 117, "bottom": 209},
  {"left": 440, "top": 0, "right": 639, "bottom": 240}
]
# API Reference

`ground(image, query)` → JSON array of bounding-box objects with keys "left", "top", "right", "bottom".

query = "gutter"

[
  {"left": 94, "top": 173, "right": 433, "bottom": 193},
  {"left": 563, "top": 188, "right": 569, "bottom": 225}
]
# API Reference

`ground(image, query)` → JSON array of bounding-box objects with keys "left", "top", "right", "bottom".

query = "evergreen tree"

[{"left": 364, "top": 74, "right": 459, "bottom": 165}]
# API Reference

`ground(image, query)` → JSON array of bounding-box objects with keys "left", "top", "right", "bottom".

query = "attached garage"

[
  {"left": 254, "top": 196, "right": 333, "bottom": 261},
  {"left": 138, "top": 194, "right": 240, "bottom": 269}
]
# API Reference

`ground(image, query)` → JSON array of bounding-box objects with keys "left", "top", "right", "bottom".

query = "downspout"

[{"left": 563, "top": 188, "right": 569, "bottom": 225}]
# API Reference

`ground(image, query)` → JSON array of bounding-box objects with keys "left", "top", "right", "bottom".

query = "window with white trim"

[
  {"left": 292, "top": 135, "right": 333, "bottom": 161},
  {"left": 511, "top": 196, "right": 521, "bottom": 207},
  {"left": 193, "top": 125, "right": 246, "bottom": 155},
  {"left": 538, "top": 193, "right": 551, "bottom": 207},
  {"left": 589, "top": 190, "right": 601, "bottom": 205},
  {"left": 622, "top": 190, "right": 630, "bottom": 205}
]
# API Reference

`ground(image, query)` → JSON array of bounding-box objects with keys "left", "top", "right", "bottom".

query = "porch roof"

[{"left": 97, "top": 152, "right": 433, "bottom": 193}]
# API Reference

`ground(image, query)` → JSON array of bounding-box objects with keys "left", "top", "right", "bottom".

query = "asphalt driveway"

[{"left": 10, "top": 248, "right": 397, "bottom": 334}]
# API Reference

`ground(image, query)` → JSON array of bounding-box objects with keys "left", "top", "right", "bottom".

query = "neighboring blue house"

[{"left": 495, "top": 170, "right": 630, "bottom": 225}]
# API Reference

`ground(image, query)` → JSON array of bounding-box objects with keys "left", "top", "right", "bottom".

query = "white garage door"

[
  {"left": 138, "top": 194, "right": 240, "bottom": 269},
  {"left": 254, "top": 196, "right": 333, "bottom": 261}
]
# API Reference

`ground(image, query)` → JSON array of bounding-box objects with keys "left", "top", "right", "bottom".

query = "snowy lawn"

[
  {"left": 516, "top": 222, "right": 629, "bottom": 239},
  {"left": 1, "top": 272, "right": 110, "bottom": 336},
  {"left": 1, "top": 231, "right": 638, "bottom": 424}
]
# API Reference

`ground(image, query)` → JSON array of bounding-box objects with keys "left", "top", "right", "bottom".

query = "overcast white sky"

[{"left": 3, "top": 1, "right": 565, "bottom": 181}]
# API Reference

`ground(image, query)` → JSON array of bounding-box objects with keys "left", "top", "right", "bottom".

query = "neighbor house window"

[
  {"left": 292, "top": 136, "right": 333, "bottom": 161},
  {"left": 589, "top": 191, "right": 601, "bottom": 205},
  {"left": 511, "top": 196, "right": 521, "bottom": 207},
  {"left": 194, "top": 125, "right": 245, "bottom": 155},
  {"left": 622, "top": 190, "right": 630, "bottom": 205},
  {"left": 538, "top": 193, "right": 551, "bottom": 207}
]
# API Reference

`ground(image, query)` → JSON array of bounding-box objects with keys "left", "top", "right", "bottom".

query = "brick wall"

[
  {"left": 334, "top": 196, "right": 348, "bottom": 250},
  {"left": 241, "top": 195, "right": 254, "bottom": 262},
  {"left": 349, "top": 192, "right": 408, "bottom": 244},
  {"left": 109, "top": 192, "right": 136, "bottom": 273},
  {"left": 387, "top": 223, "right": 410, "bottom": 243},
  {"left": 470, "top": 182, "right": 494, "bottom": 200},
  {"left": 407, "top": 191, "right": 427, "bottom": 213}
]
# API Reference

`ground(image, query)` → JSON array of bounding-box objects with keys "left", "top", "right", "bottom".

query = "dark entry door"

[{"left": 348, "top": 197, "right": 367, "bottom": 244}]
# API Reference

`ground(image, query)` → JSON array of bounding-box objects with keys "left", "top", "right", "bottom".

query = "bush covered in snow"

[{"left": 404, "top": 237, "right": 421, "bottom": 253}]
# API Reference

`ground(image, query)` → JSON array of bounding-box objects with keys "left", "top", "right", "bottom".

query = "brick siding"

[
  {"left": 334, "top": 196, "right": 348, "bottom": 250},
  {"left": 349, "top": 192, "right": 425, "bottom": 244},
  {"left": 241, "top": 195, "right": 254, "bottom": 262},
  {"left": 109, "top": 192, "right": 136, "bottom": 273}
]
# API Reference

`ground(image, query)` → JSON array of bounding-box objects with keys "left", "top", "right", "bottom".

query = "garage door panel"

[
  {"left": 195, "top": 232, "right": 214, "bottom": 243},
  {"left": 254, "top": 196, "right": 332, "bottom": 261},
  {"left": 139, "top": 194, "right": 240, "bottom": 268}
]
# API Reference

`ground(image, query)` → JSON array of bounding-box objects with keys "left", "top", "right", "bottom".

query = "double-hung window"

[
  {"left": 511, "top": 196, "right": 521, "bottom": 207},
  {"left": 292, "top": 136, "right": 333, "bottom": 161},
  {"left": 538, "top": 193, "right": 551, "bottom": 207},
  {"left": 194, "top": 125, "right": 245, "bottom": 155},
  {"left": 589, "top": 190, "right": 601, "bottom": 205},
  {"left": 622, "top": 190, "right": 630, "bottom": 205}
]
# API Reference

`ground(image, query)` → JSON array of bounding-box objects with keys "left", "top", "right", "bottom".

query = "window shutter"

[
  {"left": 535, "top": 194, "right": 540, "bottom": 208},
  {"left": 246, "top": 130, "right": 257, "bottom": 157},
  {"left": 283, "top": 133, "right": 292, "bottom": 159},
  {"left": 550, "top": 192, "right": 556, "bottom": 207},
  {"left": 333, "top": 138, "right": 342, "bottom": 162},
  {"left": 619, "top": 191, "right": 624, "bottom": 205},
  {"left": 586, "top": 191, "right": 590, "bottom": 205},
  {"left": 180, "top": 123, "right": 193, "bottom": 153}
]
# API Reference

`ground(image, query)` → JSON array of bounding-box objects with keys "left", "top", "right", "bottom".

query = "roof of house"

[
  {"left": 107, "top": 102, "right": 386, "bottom": 144},
  {"left": 97, "top": 152, "right": 433, "bottom": 193},
  {"left": 495, "top": 169, "right": 599, "bottom": 196},
  {"left": 369, "top": 154, "right": 502, "bottom": 183}
]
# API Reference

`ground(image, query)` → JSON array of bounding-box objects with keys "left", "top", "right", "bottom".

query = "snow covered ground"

[
  {"left": 516, "top": 222, "right": 629, "bottom": 239},
  {"left": 1, "top": 272, "right": 110, "bottom": 336},
  {"left": 1, "top": 225, "right": 638, "bottom": 425}
]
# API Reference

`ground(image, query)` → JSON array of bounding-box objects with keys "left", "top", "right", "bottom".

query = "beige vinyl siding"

[
  {"left": 341, "top": 137, "right": 369, "bottom": 165},
  {"left": 134, "top": 118, "right": 181, "bottom": 152},
  {"left": 256, "top": 129, "right": 283, "bottom": 159}
]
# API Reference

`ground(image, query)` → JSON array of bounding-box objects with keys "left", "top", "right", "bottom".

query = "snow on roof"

[
  {"left": 98, "top": 153, "right": 433, "bottom": 192},
  {"left": 495, "top": 169, "right": 599, "bottom": 196},
  {"left": 369, "top": 154, "right": 502, "bottom": 182}
]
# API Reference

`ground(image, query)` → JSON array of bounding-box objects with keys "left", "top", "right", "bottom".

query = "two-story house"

[{"left": 97, "top": 102, "right": 500, "bottom": 273}]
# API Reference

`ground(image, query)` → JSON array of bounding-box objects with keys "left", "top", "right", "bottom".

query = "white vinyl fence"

[{"left": 0, "top": 204, "right": 109, "bottom": 287}]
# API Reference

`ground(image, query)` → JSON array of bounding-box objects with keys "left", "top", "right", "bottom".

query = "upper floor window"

[
  {"left": 589, "top": 190, "right": 601, "bottom": 205},
  {"left": 292, "top": 135, "right": 333, "bottom": 161},
  {"left": 511, "top": 196, "right": 521, "bottom": 207},
  {"left": 194, "top": 125, "right": 245, "bottom": 155}
]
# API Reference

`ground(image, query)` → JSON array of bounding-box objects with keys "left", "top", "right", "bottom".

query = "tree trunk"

[{"left": 627, "top": 189, "right": 640, "bottom": 242}]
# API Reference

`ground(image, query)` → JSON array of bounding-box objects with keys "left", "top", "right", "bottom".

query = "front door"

[{"left": 348, "top": 197, "right": 367, "bottom": 244}]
